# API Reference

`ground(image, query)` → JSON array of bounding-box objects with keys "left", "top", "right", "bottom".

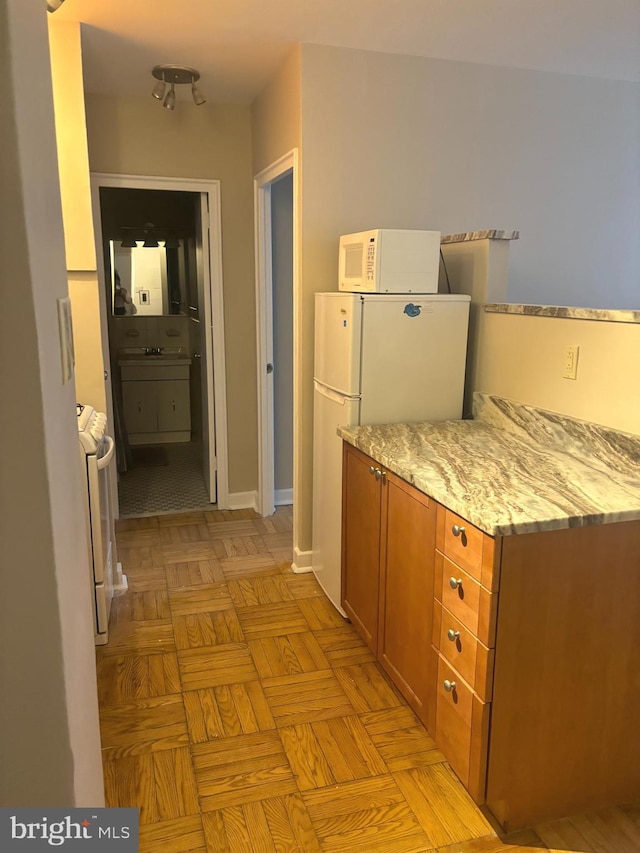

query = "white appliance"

[
  {"left": 312, "top": 292, "right": 471, "bottom": 615},
  {"left": 338, "top": 229, "right": 441, "bottom": 293},
  {"left": 78, "top": 404, "right": 118, "bottom": 645}
]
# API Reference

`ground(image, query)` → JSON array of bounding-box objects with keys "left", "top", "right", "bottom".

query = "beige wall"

[
  {"left": 1, "top": 0, "right": 103, "bottom": 806},
  {"left": 251, "top": 47, "right": 301, "bottom": 176},
  {"left": 251, "top": 49, "right": 303, "bottom": 540},
  {"left": 474, "top": 312, "right": 640, "bottom": 435},
  {"left": 85, "top": 95, "right": 257, "bottom": 493},
  {"left": 49, "top": 21, "right": 106, "bottom": 414},
  {"left": 68, "top": 272, "right": 107, "bottom": 411},
  {"left": 48, "top": 20, "right": 96, "bottom": 272}
]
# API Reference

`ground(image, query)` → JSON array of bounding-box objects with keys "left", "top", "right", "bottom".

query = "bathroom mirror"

[{"left": 109, "top": 241, "right": 189, "bottom": 317}]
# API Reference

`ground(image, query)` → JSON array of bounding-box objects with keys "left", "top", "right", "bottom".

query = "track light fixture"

[
  {"left": 119, "top": 225, "right": 182, "bottom": 249},
  {"left": 151, "top": 65, "right": 206, "bottom": 109}
]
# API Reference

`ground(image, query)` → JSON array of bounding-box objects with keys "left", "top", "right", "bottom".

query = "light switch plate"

[{"left": 57, "top": 296, "right": 75, "bottom": 384}]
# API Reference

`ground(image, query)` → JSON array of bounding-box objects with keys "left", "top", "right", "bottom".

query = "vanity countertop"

[
  {"left": 118, "top": 350, "right": 192, "bottom": 367},
  {"left": 337, "top": 394, "right": 640, "bottom": 537}
]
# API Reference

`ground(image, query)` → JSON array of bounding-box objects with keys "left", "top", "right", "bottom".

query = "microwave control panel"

[{"left": 366, "top": 237, "right": 376, "bottom": 282}]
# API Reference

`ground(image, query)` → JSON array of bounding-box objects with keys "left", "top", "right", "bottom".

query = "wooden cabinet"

[
  {"left": 122, "top": 381, "right": 158, "bottom": 434},
  {"left": 120, "top": 362, "right": 191, "bottom": 444},
  {"left": 156, "top": 380, "right": 191, "bottom": 432},
  {"left": 341, "top": 440, "right": 640, "bottom": 832},
  {"left": 341, "top": 444, "right": 382, "bottom": 652},
  {"left": 432, "top": 503, "right": 497, "bottom": 803},
  {"left": 485, "top": 522, "right": 640, "bottom": 831},
  {"left": 378, "top": 473, "right": 437, "bottom": 728},
  {"left": 341, "top": 443, "right": 438, "bottom": 727}
]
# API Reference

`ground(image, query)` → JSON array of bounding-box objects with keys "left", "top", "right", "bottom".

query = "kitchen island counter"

[{"left": 337, "top": 393, "right": 640, "bottom": 537}]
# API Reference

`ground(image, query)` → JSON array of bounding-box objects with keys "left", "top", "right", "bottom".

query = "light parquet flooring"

[{"left": 100, "top": 505, "right": 640, "bottom": 853}]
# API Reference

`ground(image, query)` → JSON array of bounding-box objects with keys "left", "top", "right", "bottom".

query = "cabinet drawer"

[
  {"left": 434, "top": 601, "right": 494, "bottom": 700},
  {"left": 435, "top": 654, "right": 489, "bottom": 802},
  {"left": 435, "top": 552, "right": 497, "bottom": 647},
  {"left": 438, "top": 507, "right": 500, "bottom": 591}
]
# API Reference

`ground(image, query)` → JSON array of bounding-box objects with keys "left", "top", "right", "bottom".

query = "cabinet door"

[
  {"left": 157, "top": 380, "right": 191, "bottom": 432},
  {"left": 341, "top": 444, "right": 382, "bottom": 653},
  {"left": 122, "top": 381, "right": 158, "bottom": 434},
  {"left": 379, "top": 473, "right": 437, "bottom": 729}
]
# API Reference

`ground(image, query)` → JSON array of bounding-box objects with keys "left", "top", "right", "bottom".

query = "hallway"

[{"left": 98, "top": 506, "right": 640, "bottom": 852}]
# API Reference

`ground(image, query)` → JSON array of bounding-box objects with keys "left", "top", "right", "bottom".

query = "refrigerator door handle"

[{"left": 314, "top": 380, "right": 360, "bottom": 405}]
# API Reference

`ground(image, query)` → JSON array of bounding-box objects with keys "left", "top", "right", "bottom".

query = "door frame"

[
  {"left": 254, "top": 150, "right": 302, "bottom": 557},
  {"left": 89, "top": 172, "right": 229, "bottom": 510}
]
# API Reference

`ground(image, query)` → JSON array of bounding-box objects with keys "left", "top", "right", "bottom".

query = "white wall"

[
  {"left": 271, "top": 172, "right": 294, "bottom": 494},
  {"left": 0, "top": 0, "right": 103, "bottom": 807},
  {"left": 301, "top": 45, "right": 640, "bottom": 310}
]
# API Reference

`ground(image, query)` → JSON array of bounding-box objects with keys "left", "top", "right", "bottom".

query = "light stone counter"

[
  {"left": 484, "top": 303, "right": 640, "bottom": 324},
  {"left": 441, "top": 230, "right": 519, "bottom": 244},
  {"left": 337, "top": 395, "right": 640, "bottom": 537}
]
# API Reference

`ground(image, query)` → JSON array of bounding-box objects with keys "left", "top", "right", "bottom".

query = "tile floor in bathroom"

[{"left": 117, "top": 441, "right": 210, "bottom": 517}]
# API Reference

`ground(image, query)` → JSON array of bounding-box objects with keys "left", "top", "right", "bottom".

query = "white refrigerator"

[{"left": 312, "top": 292, "right": 471, "bottom": 615}]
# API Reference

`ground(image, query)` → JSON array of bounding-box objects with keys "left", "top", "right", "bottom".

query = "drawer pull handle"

[
  {"left": 374, "top": 468, "right": 382, "bottom": 481},
  {"left": 452, "top": 524, "right": 466, "bottom": 537},
  {"left": 369, "top": 466, "right": 376, "bottom": 475},
  {"left": 447, "top": 629, "right": 460, "bottom": 642},
  {"left": 449, "top": 577, "right": 463, "bottom": 590},
  {"left": 443, "top": 680, "right": 457, "bottom": 693}
]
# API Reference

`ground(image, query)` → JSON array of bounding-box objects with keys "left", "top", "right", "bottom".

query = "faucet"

[{"left": 144, "top": 347, "right": 164, "bottom": 356}]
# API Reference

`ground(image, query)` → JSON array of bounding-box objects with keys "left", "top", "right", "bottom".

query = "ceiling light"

[
  {"left": 191, "top": 83, "right": 206, "bottom": 107},
  {"left": 47, "top": 0, "right": 66, "bottom": 11},
  {"left": 163, "top": 83, "right": 176, "bottom": 111},
  {"left": 152, "top": 78, "right": 166, "bottom": 101},
  {"left": 152, "top": 65, "right": 206, "bottom": 109},
  {"left": 120, "top": 237, "right": 137, "bottom": 248}
]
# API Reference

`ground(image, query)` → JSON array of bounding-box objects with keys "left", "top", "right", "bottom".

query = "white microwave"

[{"left": 338, "top": 228, "right": 441, "bottom": 293}]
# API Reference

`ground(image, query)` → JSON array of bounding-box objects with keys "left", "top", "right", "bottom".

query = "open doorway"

[
  {"left": 270, "top": 172, "right": 294, "bottom": 509},
  {"left": 91, "top": 174, "right": 229, "bottom": 517},
  {"left": 254, "top": 150, "right": 302, "bottom": 564}
]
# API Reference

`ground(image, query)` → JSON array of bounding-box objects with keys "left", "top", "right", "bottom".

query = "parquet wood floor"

[{"left": 99, "top": 506, "right": 640, "bottom": 852}]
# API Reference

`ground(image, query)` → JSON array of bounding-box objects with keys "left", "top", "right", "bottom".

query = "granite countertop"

[
  {"left": 441, "top": 230, "right": 519, "bottom": 244},
  {"left": 484, "top": 303, "right": 640, "bottom": 325},
  {"left": 337, "top": 395, "right": 640, "bottom": 537}
]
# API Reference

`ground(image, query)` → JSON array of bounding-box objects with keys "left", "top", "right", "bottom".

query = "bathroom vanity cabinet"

[
  {"left": 120, "top": 360, "right": 191, "bottom": 444},
  {"left": 341, "top": 439, "right": 640, "bottom": 832}
]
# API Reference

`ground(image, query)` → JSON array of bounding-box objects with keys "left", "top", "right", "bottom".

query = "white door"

[
  {"left": 195, "top": 193, "right": 217, "bottom": 503},
  {"left": 359, "top": 295, "right": 470, "bottom": 424}
]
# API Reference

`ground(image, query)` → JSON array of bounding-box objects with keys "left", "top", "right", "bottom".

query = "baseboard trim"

[
  {"left": 275, "top": 488, "right": 293, "bottom": 506},
  {"left": 227, "top": 490, "right": 259, "bottom": 512},
  {"left": 291, "top": 546, "right": 313, "bottom": 574}
]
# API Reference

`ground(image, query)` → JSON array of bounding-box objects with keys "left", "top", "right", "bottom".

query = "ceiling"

[{"left": 55, "top": 0, "right": 640, "bottom": 104}]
